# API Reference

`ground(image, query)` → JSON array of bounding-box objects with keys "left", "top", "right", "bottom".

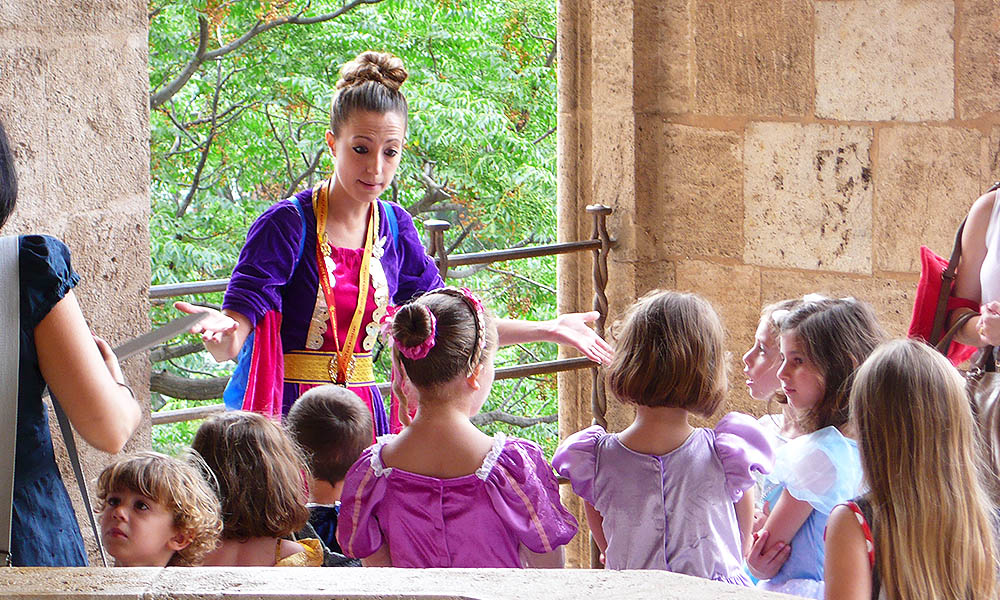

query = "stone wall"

[
  {"left": 0, "top": 0, "right": 151, "bottom": 562},
  {"left": 556, "top": 0, "right": 1000, "bottom": 566},
  {"left": 0, "top": 566, "right": 795, "bottom": 599}
]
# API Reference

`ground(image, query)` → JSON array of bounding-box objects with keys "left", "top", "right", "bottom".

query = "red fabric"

[
  {"left": 242, "top": 311, "right": 284, "bottom": 419},
  {"left": 907, "top": 246, "right": 979, "bottom": 365}
]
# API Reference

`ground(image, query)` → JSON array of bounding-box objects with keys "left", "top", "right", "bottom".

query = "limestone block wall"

[
  {"left": 556, "top": 0, "right": 1000, "bottom": 566},
  {"left": 0, "top": 0, "right": 151, "bottom": 562}
]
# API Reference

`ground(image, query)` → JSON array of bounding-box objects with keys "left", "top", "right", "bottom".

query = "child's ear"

[
  {"left": 167, "top": 529, "right": 193, "bottom": 552},
  {"left": 466, "top": 363, "right": 484, "bottom": 390}
]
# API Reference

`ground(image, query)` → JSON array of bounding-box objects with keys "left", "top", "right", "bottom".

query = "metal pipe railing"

[{"left": 148, "top": 206, "right": 616, "bottom": 438}]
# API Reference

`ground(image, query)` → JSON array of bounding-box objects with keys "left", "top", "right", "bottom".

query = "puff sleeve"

[
  {"left": 551, "top": 425, "right": 605, "bottom": 505},
  {"left": 335, "top": 445, "right": 389, "bottom": 559},
  {"left": 770, "top": 426, "right": 863, "bottom": 514},
  {"left": 20, "top": 235, "right": 79, "bottom": 330},
  {"left": 485, "top": 438, "right": 578, "bottom": 554},
  {"left": 713, "top": 412, "right": 776, "bottom": 503},
  {"left": 222, "top": 199, "right": 305, "bottom": 327}
]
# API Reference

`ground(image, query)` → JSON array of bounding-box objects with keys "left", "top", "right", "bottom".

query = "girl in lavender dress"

[
  {"left": 336, "top": 287, "right": 578, "bottom": 567},
  {"left": 746, "top": 298, "right": 886, "bottom": 598},
  {"left": 552, "top": 290, "right": 774, "bottom": 584}
]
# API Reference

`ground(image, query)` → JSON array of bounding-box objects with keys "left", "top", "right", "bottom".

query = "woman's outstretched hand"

[
  {"left": 551, "top": 311, "right": 614, "bottom": 365},
  {"left": 174, "top": 301, "right": 246, "bottom": 362}
]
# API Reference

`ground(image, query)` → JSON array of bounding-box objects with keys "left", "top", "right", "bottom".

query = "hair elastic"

[{"left": 395, "top": 310, "right": 437, "bottom": 360}]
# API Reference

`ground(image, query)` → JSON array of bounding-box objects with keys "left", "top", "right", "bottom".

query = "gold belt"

[{"left": 283, "top": 350, "right": 375, "bottom": 386}]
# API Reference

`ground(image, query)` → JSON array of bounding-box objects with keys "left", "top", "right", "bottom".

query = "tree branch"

[
  {"left": 532, "top": 127, "right": 556, "bottom": 145},
  {"left": 528, "top": 30, "right": 557, "bottom": 68},
  {"left": 446, "top": 221, "right": 477, "bottom": 254},
  {"left": 284, "top": 147, "right": 325, "bottom": 198},
  {"left": 150, "top": 370, "right": 228, "bottom": 401},
  {"left": 471, "top": 410, "right": 556, "bottom": 428},
  {"left": 175, "top": 63, "right": 225, "bottom": 218},
  {"left": 487, "top": 266, "right": 556, "bottom": 294},
  {"left": 150, "top": 342, "right": 205, "bottom": 363},
  {"left": 406, "top": 161, "right": 453, "bottom": 215},
  {"left": 445, "top": 264, "right": 489, "bottom": 279},
  {"left": 151, "top": 0, "right": 385, "bottom": 109},
  {"left": 151, "top": 15, "right": 209, "bottom": 110}
]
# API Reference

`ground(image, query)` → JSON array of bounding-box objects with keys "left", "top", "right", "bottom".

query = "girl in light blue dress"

[{"left": 746, "top": 298, "right": 886, "bottom": 599}]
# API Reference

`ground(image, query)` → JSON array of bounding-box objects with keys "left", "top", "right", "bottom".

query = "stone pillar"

[
  {"left": 557, "top": 0, "right": 1000, "bottom": 568},
  {"left": 0, "top": 0, "right": 151, "bottom": 563}
]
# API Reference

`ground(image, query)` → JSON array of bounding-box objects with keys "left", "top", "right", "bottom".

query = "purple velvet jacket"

[{"left": 221, "top": 190, "right": 442, "bottom": 426}]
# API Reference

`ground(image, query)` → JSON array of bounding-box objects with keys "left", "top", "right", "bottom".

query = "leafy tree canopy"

[{"left": 148, "top": 0, "right": 564, "bottom": 454}]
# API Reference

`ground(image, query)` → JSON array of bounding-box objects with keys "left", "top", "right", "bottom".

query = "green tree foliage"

[{"left": 149, "top": 0, "right": 564, "bottom": 454}]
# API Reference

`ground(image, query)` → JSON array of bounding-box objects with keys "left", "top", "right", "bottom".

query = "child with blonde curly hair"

[{"left": 97, "top": 451, "right": 221, "bottom": 567}]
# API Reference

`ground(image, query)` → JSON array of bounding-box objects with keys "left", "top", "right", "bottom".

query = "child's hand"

[
  {"left": 745, "top": 530, "right": 791, "bottom": 580},
  {"left": 751, "top": 509, "right": 767, "bottom": 535}
]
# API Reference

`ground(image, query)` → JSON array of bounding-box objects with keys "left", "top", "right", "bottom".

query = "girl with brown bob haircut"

[
  {"left": 192, "top": 411, "right": 322, "bottom": 566},
  {"left": 606, "top": 289, "right": 727, "bottom": 414},
  {"left": 553, "top": 290, "right": 774, "bottom": 581}
]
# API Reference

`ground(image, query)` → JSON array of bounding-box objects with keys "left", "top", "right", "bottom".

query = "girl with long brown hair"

[{"left": 824, "top": 339, "right": 998, "bottom": 600}]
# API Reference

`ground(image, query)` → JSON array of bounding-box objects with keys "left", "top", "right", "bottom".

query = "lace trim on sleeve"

[
  {"left": 475, "top": 432, "right": 508, "bottom": 481},
  {"left": 369, "top": 434, "right": 396, "bottom": 477}
]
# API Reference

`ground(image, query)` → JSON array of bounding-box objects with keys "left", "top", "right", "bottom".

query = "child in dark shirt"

[{"left": 286, "top": 384, "right": 374, "bottom": 554}]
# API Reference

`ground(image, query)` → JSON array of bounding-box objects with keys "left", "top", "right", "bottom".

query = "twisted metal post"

[
  {"left": 424, "top": 219, "right": 451, "bottom": 279},
  {"left": 587, "top": 205, "right": 612, "bottom": 430},
  {"left": 586, "top": 204, "right": 613, "bottom": 568}
]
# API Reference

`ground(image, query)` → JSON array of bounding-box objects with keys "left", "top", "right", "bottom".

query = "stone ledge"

[{"left": 0, "top": 567, "right": 797, "bottom": 599}]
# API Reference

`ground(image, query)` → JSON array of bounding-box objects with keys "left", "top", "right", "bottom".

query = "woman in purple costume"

[{"left": 177, "top": 51, "right": 612, "bottom": 437}]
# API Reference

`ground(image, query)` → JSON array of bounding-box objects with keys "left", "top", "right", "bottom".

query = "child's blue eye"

[{"left": 135, "top": 501, "right": 149, "bottom": 511}]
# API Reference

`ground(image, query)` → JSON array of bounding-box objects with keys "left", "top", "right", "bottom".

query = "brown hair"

[
  {"left": 759, "top": 297, "right": 804, "bottom": 407},
  {"left": 779, "top": 297, "right": 887, "bottom": 432},
  {"left": 606, "top": 290, "right": 727, "bottom": 417},
  {"left": 191, "top": 411, "right": 310, "bottom": 540},
  {"left": 286, "top": 385, "right": 373, "bottom": 485},
  {"left": 330, "top": 51, "right": 408, "bottom": 135},
  {"left": 391, "top": 288, "right": 498, "bottom": 425},
  {"left": 96, "top": 451, "right": 222, "bottom": 566},
  {"left": 851, "top": 339, "right": 997, "bottom": 599}
]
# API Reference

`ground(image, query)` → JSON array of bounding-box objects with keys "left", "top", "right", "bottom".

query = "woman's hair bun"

[
  {"left": 392, "top": 303, "right": 434, "bottom": 349},
  {"left": 337, "top": 51, "right": 408, "bottom": 92}
]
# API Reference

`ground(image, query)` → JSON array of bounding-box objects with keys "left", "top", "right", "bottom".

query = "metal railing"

[{"left": 148, "top": 205, "right": 615, "bottom": 428}]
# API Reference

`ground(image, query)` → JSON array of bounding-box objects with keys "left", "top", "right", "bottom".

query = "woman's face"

[
  {"left": 777, "top": 331, "right": 826, "bottom": 414},
  {"left": 742, "top": 318, "right": 782, "bottom": 401},
  {"left": 326, "top": 110, "right": 405, "bottom": 206}
]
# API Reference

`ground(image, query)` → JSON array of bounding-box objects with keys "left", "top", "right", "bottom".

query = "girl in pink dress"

[{"left": 336, "top": 287, "right": 578, "bottom": 567}]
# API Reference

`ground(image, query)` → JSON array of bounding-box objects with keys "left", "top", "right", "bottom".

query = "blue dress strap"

[{"left": 380, "top": 200, "right": 399, "bottom": 246}]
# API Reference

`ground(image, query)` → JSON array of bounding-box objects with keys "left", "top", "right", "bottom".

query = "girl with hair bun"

[
  {"left": 177, "top": 50, "right": 611, "bottom": 436},
  {"left": 336, "top": 287, "right": 578, "bottom": 567}
]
